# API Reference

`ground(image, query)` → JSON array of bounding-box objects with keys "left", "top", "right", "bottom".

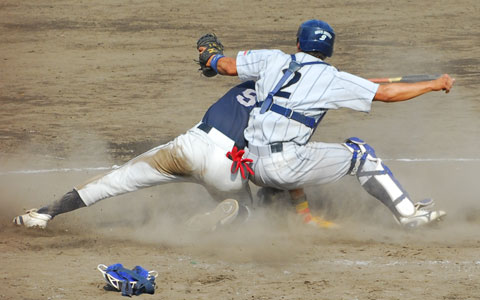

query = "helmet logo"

[{"left": 314, "top": 29, "right": 332, "bottom": 41}]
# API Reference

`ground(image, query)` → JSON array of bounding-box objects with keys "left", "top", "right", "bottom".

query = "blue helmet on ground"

[{"left": 296, "top": 19, "right": 335, "bottom": 57}]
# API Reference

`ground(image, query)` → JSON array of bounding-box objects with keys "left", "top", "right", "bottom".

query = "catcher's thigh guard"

[{"left": 344, "top": 137, "right": 415, "bottom": 219}]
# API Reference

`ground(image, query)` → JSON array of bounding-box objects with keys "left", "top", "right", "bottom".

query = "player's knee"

[
  {"left": 344, "top": 137, "right": 377, "bottom": 157},
  {"left": 344, "top": 137, "right": 396, "bottom": 181},
  {"left": 343, "top": 137, "right": 379, "bottom": 176},
  {"left": 148, "top": 146, "right": 193, "bottom": 176}
]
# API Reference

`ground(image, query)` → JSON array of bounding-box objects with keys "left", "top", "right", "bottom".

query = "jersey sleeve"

[
  {"left": 323, "top": 71, "right": 379, "bottom": 112},
  {"left": 236, "top": 49, "right": 283, "bottom": 82}
]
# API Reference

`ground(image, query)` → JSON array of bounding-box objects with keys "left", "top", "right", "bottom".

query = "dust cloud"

[{"left": 2, "top": 148, "right": 480, "bottom": 249}]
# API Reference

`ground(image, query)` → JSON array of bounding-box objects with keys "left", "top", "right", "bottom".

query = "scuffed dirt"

[{"left": 1, "top": 0, "right": 479, "bottom": 299}]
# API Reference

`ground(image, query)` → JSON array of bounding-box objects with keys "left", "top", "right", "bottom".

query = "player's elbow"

[
  {"left": 373, "top": 84, "right": 396, "bottom": 102},
  {"left": 222, "top": 64, "right": 238, "bottom": 76}
]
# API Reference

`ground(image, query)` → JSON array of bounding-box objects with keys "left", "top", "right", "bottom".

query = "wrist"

[
  {"left": 425, "top": 80, "right": 435, "bottom": 91},
  {"left": 210, "top": 54, "right": 225, "bottom": 74}
]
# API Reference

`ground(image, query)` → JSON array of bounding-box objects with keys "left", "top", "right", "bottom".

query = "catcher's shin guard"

[
  {"left": 344, "top": 137, "right": 416, "bottom": 219},
  {"left": 97, "top": 264, "right": 157, "bottom": 296}
]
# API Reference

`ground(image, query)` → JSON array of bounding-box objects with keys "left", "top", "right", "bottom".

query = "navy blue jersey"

[{"left": 202, "top": 81, "right": 256, "bottom": 149}]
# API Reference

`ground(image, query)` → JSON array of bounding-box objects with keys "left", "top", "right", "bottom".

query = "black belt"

[
  {"left": 248, "top": 142, "right": 285, "bottom": 157},
  {"left": 270, "top": 143, "right": 283, "bottom": 153},
  {"left": 197, "top": 122, "right": 212, "bottom": 133}
]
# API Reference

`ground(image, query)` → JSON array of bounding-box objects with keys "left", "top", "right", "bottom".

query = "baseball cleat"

[
  {"left": 414, "top": 198, "right": 434, "bottom": 209},
  {"left": 12, "top": 209, "right": 52, "bottom": 229},
  {"left": 185, "top": 198, "right": 239, "bottom": 232},
  {"left": 398, "top": 208, "right": 446, "bottom": 229},
  {"left": 302, "top": 213, "right": 340, "bottom": 229}
]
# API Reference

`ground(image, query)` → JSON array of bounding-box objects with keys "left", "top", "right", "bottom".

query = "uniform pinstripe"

[{"left": 236, "top": 50, "right": 379, "bottom": 189}]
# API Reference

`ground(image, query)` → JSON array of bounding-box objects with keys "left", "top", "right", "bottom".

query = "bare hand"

[{"left": 433, "top": 74, "right": 455, "bottom": 93}]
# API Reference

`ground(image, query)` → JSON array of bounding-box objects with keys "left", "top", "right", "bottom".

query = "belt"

[
  {"left": 196, "top": 122, "right": 236, "bottom": 151},
  {"left": 248, "top": 142, "right": 284, "bottom": 157}
]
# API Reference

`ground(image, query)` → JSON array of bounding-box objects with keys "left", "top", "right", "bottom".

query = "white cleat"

[
  {"left": 13, "top": 209, "right": 52, "bottom": 229},
  {"left": 398, "top": 208, "right": 446, "bottom": 229},
  {"left": 185, "top": 199, "right": 239, "bottom": 232}
]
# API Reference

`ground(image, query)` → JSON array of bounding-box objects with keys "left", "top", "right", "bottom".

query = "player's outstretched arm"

[
  {"left": 211, "top": 56, "right": 237, "bottom": 76},
  {"left": 197, "top": 47, "right": 237, "bottom": 76},
  {"left": 373, "top": 74, "right": 455, "bottom": 102},
  {"left": 197, "top": 33, "right": 238, "bottom": 77}
]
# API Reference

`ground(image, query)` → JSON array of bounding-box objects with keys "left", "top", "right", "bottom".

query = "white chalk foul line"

[
  {"left": 326, "top": 259, "right": 480, "bottom": 267},
  {"left": 385, "top": 158, "right": 480, "bottom": 162},
  {"left": 0, "top": 166, "right": 114, "bottom": 176},
  {"left": 0, "top": 158, "right": 479, "bottom": 176}
]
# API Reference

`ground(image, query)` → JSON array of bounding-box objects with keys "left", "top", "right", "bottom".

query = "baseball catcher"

[{"left": 196, "top": 19, "right": 455, "bottom": 228}]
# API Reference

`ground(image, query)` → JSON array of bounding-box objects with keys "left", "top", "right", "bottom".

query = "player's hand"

[
  {"left": 432, "top": 74, "right": 455, "bottom": 93},
  {"left": 196, "top": 33, "right": 224, "bottom": 77}
]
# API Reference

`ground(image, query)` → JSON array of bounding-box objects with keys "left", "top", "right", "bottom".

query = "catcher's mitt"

[{"left": 197, "top": 33, "right": 224, "bottom": 77}]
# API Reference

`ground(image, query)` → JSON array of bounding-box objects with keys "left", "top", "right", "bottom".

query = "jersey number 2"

[{"left": 276, "top": 70, "right": 302, "bottom": 99}]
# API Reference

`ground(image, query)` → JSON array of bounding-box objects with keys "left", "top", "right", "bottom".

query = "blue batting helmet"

[{"left": 296, "top": 19, "right": 335, "bottom": 57}]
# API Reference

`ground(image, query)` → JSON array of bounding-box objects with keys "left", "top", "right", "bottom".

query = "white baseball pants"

[{"left": 76, "top": 124, "right": 251, "bottom": 206}]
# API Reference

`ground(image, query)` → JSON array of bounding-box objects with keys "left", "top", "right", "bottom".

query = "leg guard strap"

[
  {"left": 344, "top": 137, "right": 376, "bottom": 176},
  {"left": 344, "top": 137, "right": 416, "bottom": 218}
]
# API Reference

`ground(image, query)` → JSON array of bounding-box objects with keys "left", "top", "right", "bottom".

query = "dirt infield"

[{"left": 1, "top": 0, "right": 480, "bottom": 299}]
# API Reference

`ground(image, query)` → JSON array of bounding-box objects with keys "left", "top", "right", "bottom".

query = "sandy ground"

[{"left": 1, "top": 0, "right": 480, "bottom": 299}]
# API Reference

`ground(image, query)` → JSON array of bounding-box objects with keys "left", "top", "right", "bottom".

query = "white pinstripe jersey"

[{"left": 236, "top": 50, "right": 379, "bottom": 146}]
